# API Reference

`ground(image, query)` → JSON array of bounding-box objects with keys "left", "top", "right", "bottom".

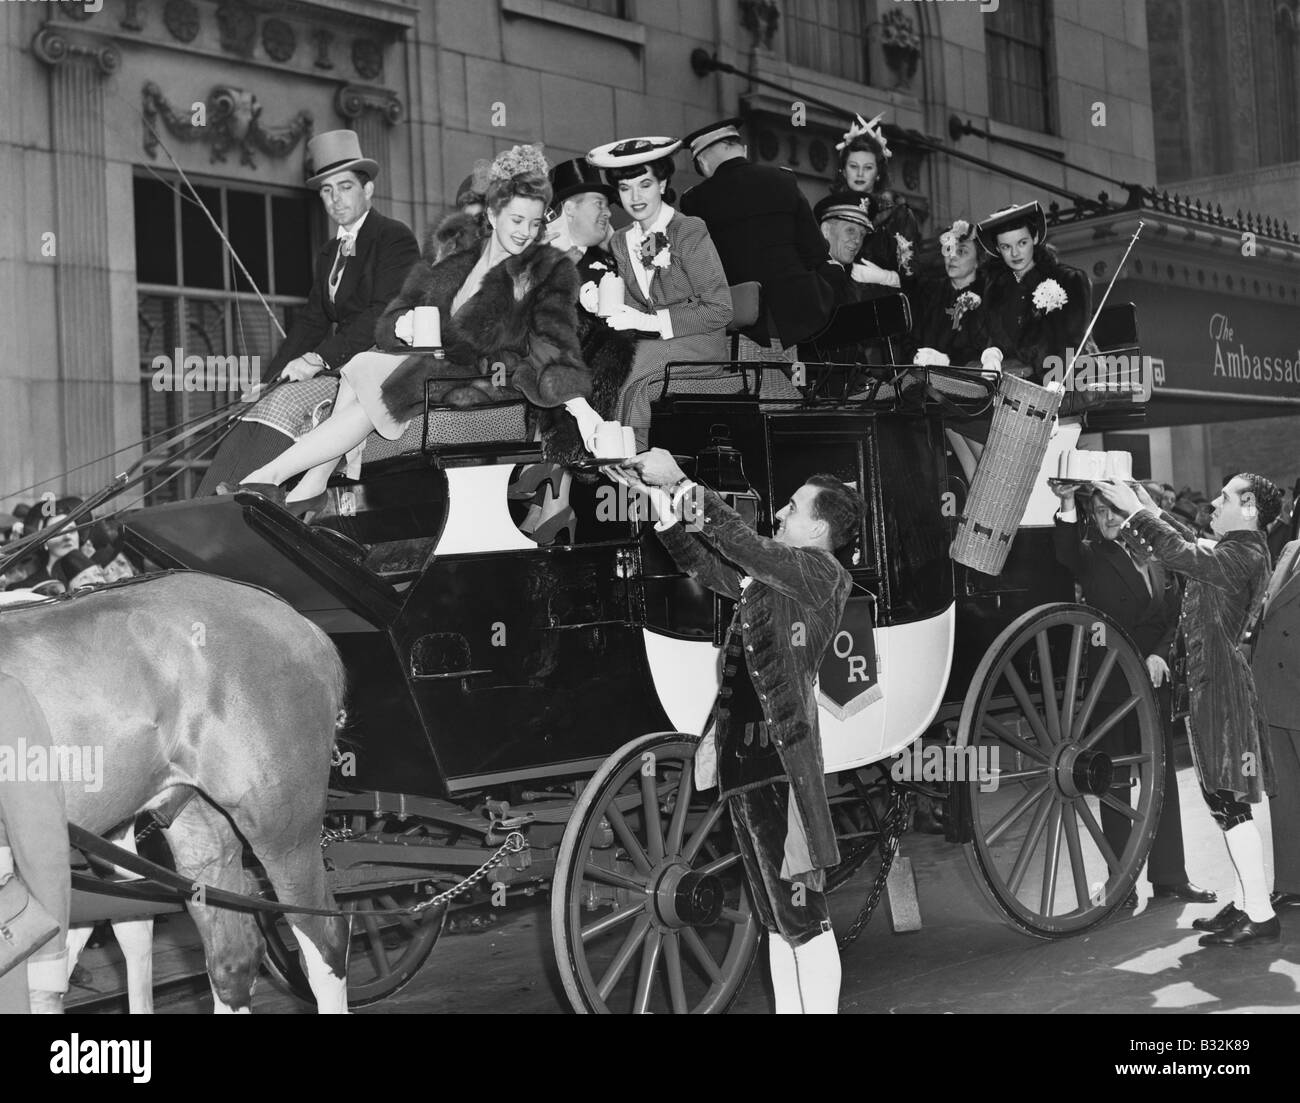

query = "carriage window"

[{"left": 134, "top": 173, "right": 318, "bottom": 504}]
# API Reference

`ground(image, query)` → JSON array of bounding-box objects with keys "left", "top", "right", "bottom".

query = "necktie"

[{"left": 328, "top": 235, "right": 355, "bottom": 302}]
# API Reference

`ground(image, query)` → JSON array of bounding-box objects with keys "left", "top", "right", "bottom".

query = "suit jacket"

[
  {"left": 1122, "top": 511, "right": 1273, "bottom": 799},
  {"left": 264, "top": 208, "right": 419, "bottom": 382},
  {"left": 1054, "top": 516, "right": 1179, "bottom": 703},
  {"left": 1253, "top": 538, "right": 1300, "bottom": 730},
  {"left": 656, "top": 488, "right": 851, "bottom": 880},
  {"left": 681, "top": 159, "right": 834, "bottom": 347},
  {"left": 608, "top": 211, "right": 733, "bottom": 337}
]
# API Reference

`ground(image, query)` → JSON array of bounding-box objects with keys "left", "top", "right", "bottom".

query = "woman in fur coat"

[{"left": 230, "top": 146, "right": 606, "bottom": 513}]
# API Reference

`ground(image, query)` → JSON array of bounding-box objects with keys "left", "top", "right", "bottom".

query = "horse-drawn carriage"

[{"left": 52, "top": 292, "right": 1160, "bottom": 1014}]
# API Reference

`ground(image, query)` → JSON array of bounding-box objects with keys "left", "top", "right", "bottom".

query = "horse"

[{"left": 0, "top": 571, "right": 350, "bottom": 1013}]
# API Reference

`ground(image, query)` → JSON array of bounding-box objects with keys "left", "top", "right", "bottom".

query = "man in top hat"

[
  {"left": 680, "top": 118, "right": 835, "bottom": 360},
  {"left": 813, "top": 195, "right": 872, "bottom": 307},
  {"left": 197, "top": 129, "right": 419, "bottom": 494},
  {"left": 547, "top": 157, "right": 617, "bottom": 280}
]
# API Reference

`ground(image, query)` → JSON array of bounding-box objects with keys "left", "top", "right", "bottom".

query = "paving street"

[{"left": 68, "top": 746, "right": 1299, "bottom": 1017}]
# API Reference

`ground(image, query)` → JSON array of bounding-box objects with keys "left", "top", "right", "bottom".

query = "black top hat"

[
  {"left": 549, "top": 158, "right": 618, "bottom": 205},
  {"left": 976, "top": 201, "right": 1047, "bottom": 256},
  {"left": 683, "top": 118, "right": 744, "bottom": 161},
  {"left": 813, "top": 194, "right": 872, "bottom": 230}
]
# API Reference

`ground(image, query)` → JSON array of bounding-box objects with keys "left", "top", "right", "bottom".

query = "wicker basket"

[{"left": 951, "top": 373, "right": 1062, "bottom": 575}]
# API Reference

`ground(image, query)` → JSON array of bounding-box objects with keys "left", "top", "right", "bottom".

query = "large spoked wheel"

[
  {"left": 958, "top": 603, "right": 1163, "bottom": 938},
  {"left": 257, "top": 811, "right": 448, "bottom": 1009},
  {"left": 552, "top": 732, "right": 762, "bottom": 1014}
]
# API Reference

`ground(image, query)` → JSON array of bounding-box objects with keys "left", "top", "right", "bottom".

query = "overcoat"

[
  {"left": 1252, "top": 539, "right": 1300, "bottom": 731},
  {"left": 1122, "top": 511, "right": 1275, "bottom": 800},
  {"left": 656, "top": 488, "right": 851, "bottom": 881}
]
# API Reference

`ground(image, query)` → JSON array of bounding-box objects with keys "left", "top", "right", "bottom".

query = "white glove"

[
  {"left": 394, "top": 310, "right": 415, "bottom": 346},
  {"left": 913, "top": 347, "right": 950, "bottom": 368},
  {"left": 279, "top": 355, "right": 324, "bottom": 383},
  {"left": 564, "top": 397, "right": 604, "bottom": 453},
  {"left": 851, "top": 260, "right": 900, "bottom": 287},
  {"left": 980, "top": 346, "right": 1004, "bottom": 373},
  {"left": 1146, "top": 654, "right": 1170, "bottom": 688},
  {"left": 607, "top": 305, "right": 665, "bottom": 335}
]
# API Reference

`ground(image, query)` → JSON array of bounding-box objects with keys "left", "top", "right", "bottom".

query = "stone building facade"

[{"left": 0, "top": 0, "right": 1291, "bottom": 508}]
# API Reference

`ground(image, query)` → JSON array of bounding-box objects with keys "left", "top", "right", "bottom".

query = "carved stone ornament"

[
  {"left": 738, "top": 0, "right": 780, "bottom": 51},
  {"left": 216, "top": 0, "right": 258, "bottom": 58},
  {"left": 262, "top": 18, "right": 297, "bottom": 62},
  {"left": 336, "top": 84, "right": 404, "bottom": 126},
  {"left": 60, "top": 1, "right": 98, "bottom": 21},
  {"left": 121, "top": 0, "right": 145, "bottom": 32},
  {"left": 142, "top": 82, "right": 314, "bottom": 169},
  {"left": 32, "top": 26, "right": 120, "bottom": 75},
  {"left": 163, "top": 0, "right": 200, "bottom": 44},
  {"left": 352, "top": 38, "right": 383, "bottom": 81},
  {"left": 311, "top": 28, "right": 335, "bottom": 69}
]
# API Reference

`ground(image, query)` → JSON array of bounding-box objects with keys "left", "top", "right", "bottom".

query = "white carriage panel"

[
  {"left": 641, "top": 630, "right": 720, "bottom": 736},
  {"left": 434, "top": 464, "right": 537, "bottom": 555},
  {"left": 1020, "top": 419, "right": 1083, "bottom": 527},
  {"left": 820, "top": 603, "right": 956, "bottom": 773}
]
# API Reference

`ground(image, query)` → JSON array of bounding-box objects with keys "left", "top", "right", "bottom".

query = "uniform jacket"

[
  {"left": 373, "top": 239, "right": 592, "bottom": 419},
  {"left": 1252, "top": 539, "right": 1300, "bottom": 731},
  {"left": 265, "top": 209, "right": 419, "bottom": 382},
  {"left": 656, "top": 488, "right": 851, "bottom": 879},
  {"left": 681, "top": 159, "right": 834, "bottom": 347},
  {"left": 1122, "top": 511, "right": 1274, "bottom": 800},
  {"left": 607, "top": 211, "right": 733, "bottom": 337},
  {"left": 983, "top": 256, "right": 1092, "bottom": 384}
]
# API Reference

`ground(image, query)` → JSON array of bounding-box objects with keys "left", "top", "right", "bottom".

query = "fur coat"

[
  {"left": 375, "top": 236, "right": 637, "bottom": 464},
  {"left": 429, "top": 212, "right": 487, "bottom": 263}
]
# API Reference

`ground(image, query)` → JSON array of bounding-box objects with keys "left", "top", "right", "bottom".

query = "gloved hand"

[
  {"left": 564, "top": 397, "right": 604, "bottom": 453},
  {"left": 1146, "top": 654, "right": 1170, "bottom": 688},
  {"left": 913, "top": 347, "right": 950, "bottom": 368},
  {"left": 393, "top": 310, "right": 416, "bottom": 346},
  {"left": 980, "top": 346, "right": 1004, "bottom": 373},
  {"left": 851, "top": 260, "right": 900, "bottom": 287},
  {"left": 607, "top": 306, "right": 665, "bottom": 335}
]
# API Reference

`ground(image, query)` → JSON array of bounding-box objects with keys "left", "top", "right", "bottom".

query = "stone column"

[
  {"left": 336, "top": 85, "right": 404, "bottom": 209},
  {"left": 32, "top": 25, "right": 121, "bottom": 494}
]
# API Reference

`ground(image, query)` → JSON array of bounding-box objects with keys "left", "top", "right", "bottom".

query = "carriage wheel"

[
  {"left": 257, "top": 812, "right": 448, "bottom": 1009},
  {"left": 824, "top": 767, "right": 887, "bottom": 893},
  {"left": 552, "top": 732, "right": 761, "bottom": 1014},
  {"left": 957, "top": 603, "right": 1163, "bottom": 938}
]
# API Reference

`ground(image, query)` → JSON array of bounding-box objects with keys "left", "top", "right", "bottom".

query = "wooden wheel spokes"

[
  {"left": 554, "top": 734, "right": 760, "bottom": 1013},
  {"left": 960, "top": 605, "right": 1165, "bottom": 937}
]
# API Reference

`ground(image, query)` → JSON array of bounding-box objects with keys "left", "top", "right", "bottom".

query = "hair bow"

[{"left": 835, "top": 112, "right": 892, "bottom": 159}]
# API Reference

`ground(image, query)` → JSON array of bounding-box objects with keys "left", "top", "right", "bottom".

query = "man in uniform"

[
  {"left": 680, "top": 119, "right": 835, "bottom": 361},
  {"left": 814, "top": 195, "right": 871, "bottom": 308},
  {"left": 613, "top": 449, "right": 864, "bottom": 1012}
]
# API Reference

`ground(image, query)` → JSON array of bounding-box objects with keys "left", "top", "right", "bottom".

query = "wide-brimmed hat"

[
  {"left": 587, "top": 136, "right": 681, "bottom": 169},
  {"left": 549, "top": 158, "right": 618, "bottom": 205},
  {"left": 305, "top": 130, "right": 379, "bottom": 189},
  {"left": 683, "top": 118, "right": 744, "bottom": 161},
  {"left": 976, "top": 201, "right": 1047, "bottom": 256},
  {"left": 813, "top": 194, "right": 872, "bottom": 230}
]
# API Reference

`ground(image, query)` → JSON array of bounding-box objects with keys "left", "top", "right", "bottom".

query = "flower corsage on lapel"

[
  {"left": 1031, "top": 277, "right": 1068, "bottom": 315},
  {"left": 639, "top": 231, "right": 671, "bottom": 270},
  {"left": 947, "top": 289, "right": 981, "bottom": 331},
  {"left": 894, "top": 233, "right": 914, "bottom": 276}
]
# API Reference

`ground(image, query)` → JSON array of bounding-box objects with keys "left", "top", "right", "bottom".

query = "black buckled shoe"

[
  {"left": 1152, "top": 881, "right": 1217, "bottom": 904},
  {"left": 1191, "top": 903, "right": 1243, "bottom": 933},
  {"left": 1197, "top": 912, "right": 1280, "bottom": 947},
  {"left": 1271, "top": 891, "right": 1300, "bottom": 909}
]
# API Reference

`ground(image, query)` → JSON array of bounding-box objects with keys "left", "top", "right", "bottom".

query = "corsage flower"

[
  {"left": 939, "top": 219, "right": 971, "bottom": 259},
  {"left": 894, "top": 233, "right": 914, "bottom": 276},
  {"left": 947, "top": 289, "right": 982, "bottom": 330},
  {"left": 1032, "top": 278, "right": 1068, "bottom": 314},
  {"left": 639, "top": 231, "right": 671, "bottom": 270}
]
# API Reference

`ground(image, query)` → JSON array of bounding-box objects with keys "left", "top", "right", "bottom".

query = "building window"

[
  {"left": 134, "top": 172, "right": 316, "bottom": 504},
  {"left": 1274, "top": 8, "right": 1299, "bottom": 164},
  {"left": 784, "top": 0, "right": 867, "bottom": 84},
  {"left": 550, "top": 0, "right": 627, "bottom": 17},
  {"left": 986, "top": 0, "right": 1053, "bottom": 133}
]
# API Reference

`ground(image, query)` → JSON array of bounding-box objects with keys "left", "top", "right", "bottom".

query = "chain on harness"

[{"left": 837, "top": 785, "right": 909, "bottom": 950}]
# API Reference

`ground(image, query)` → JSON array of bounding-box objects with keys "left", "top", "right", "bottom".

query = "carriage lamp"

[{"left": 693, "top": 425, "right": 762, "bottom": 529}]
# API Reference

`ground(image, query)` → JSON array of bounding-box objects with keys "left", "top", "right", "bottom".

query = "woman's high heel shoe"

[
  {"left": 529, "top": 506, "right": 575, "bottom": 546},
  {"left": 508, "top": 463, "right": 564, "bottom": 500},
  {"left": 285, "top": 492, "right": 328, "bottom": 521}
]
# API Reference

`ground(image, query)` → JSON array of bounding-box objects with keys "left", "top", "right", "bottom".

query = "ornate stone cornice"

[
  {"left": 32, "top": 24, "right": 121, "bottom": 75},
  {"left": 142, "top": 81, "right": 313, "bottom": 168},
  {"left": 335, "top": 83, "right": 403, "bottom": 126}
]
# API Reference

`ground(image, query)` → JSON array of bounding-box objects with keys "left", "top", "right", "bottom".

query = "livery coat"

[{"left": 1122, "top": 511, "right": 1275, "bottom": 801}]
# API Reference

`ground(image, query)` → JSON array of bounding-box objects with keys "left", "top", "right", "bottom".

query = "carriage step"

[{"left": 884, "top": 856, "right": 922, "bottom": 933}]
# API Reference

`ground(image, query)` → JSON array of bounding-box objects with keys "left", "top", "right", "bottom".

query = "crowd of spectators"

[{"left": 0, "top": 497, "right": 138, "bottom": 597}]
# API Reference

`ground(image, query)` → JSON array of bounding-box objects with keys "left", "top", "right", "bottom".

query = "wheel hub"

[
  {"left": 1053, "top": 744, "right": 1113, "bottom": 797},
  {"left": 653, "top": 865, "right": 724, "bottom": 928}
]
